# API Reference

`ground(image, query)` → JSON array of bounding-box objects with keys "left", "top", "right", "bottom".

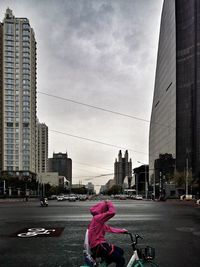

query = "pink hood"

[
  {"left": 90, "top": 201, "right": 109, "bottom": 216},
  {"left": 88, "top": 201, "right": 127, "bottom": 249}
]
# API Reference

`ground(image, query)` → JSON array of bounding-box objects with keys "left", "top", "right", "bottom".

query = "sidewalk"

[
  {"left": 0, "top": 197, "right": 38, "bottom": 203},
  {"left": 166, "top": 198, "right": 198, "bottom": 207}
]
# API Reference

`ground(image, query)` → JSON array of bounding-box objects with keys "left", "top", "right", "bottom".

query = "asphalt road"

[{"left": 0, "top": 198, "right": 200, "bottom": 267}]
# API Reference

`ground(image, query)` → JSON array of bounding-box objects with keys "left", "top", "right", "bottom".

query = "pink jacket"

[{"left": 88, "top": 201, "right": 127, "bottom": 249}]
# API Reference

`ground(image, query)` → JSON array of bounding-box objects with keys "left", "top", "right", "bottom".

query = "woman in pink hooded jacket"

[{"left": 88, "top": 200, "right": 127, "bottom": 267}]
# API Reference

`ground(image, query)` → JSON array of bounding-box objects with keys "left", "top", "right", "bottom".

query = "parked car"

[
  {"left": 63, "top": 195, "right": 69, "bottom": 200},
  {"left": 135, "top": 195, "right": 143, "bottom": 200},
  {"left": 57, "top": 195, "right": 65, "bottom": 201},
  {"left": 68, "top": 195, "right": 76, "bottom": 202},
  {"left": 79, "top": 195, "right": 87, "bottom": 201},
  {"left": 119, "top": 195, "right": 127, "bottom": 200}
]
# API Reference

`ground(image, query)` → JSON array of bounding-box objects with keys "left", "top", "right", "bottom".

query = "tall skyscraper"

[
  {"left": 37, "top": 121, "right": 48, "bottom": 173},
  {"left": 0, "top": 9, "right": 37, "bottom": 179},
  {"left": 48, "top": 152, "right": 72, "bottom": 185},
  {"left": 149, "top": 0, "right": 200, "bottom": 184},
  {"left": 114, "top": 150, "right": 132, "bottom": 186}
]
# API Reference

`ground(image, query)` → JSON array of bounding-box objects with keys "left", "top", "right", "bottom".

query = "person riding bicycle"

[{"left": 87, "top": 200, "right": 128, "bottom": 267}]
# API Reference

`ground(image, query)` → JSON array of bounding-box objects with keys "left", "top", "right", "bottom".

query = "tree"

[
  {"left": 71, "top": 187, "right": 87, "bottom": 195},
  {"left": 172, "top": 170, "right": 192, "bottom": 187},
  {"left": 107, "top": 185, "right": 122, "bottom": 195}
]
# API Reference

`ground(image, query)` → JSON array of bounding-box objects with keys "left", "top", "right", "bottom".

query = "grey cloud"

[{"left": 0, "top": 0, "right": 163, "bottom": 184}]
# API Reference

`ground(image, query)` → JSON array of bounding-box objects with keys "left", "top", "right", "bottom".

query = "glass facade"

[
  {"left": 149, "top": 0, "right": 200, "bottom": 181},
  {"left": 0, "top": 23, "right": 3, "bottom": 172},
  {"left": 149, "top": 0, "right": 176, "bottom": 181},
  {"left": 176, "top": 0, "right": 200, "bottom": 177}
]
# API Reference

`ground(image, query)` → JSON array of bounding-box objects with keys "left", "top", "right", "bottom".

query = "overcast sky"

[{"left": 0, "top": 0, "right": 163, "bottom": 191}]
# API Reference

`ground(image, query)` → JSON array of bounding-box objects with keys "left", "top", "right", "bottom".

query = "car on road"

[
  {"left": 57, "top": 195, "right": 65, "bottom": 201},
  {"left": 135, "top": 195, "right": 143, "bottom": 200},
  {"left": 68, "top": 195, "right": 76, "bottom": 202},
  {"left": 119, "top": 195, "right": 127, "bottom": 200},
  {"left": 79, "top": 195, "right": 87, "bottom": 201},
  {"left": 63, "top": 195, "right": 69, "bottom": 200}
]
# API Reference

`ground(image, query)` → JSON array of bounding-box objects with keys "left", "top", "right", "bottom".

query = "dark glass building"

[
  {"left": 48, "top": 152, "right": 72, "bottom": 185},
  {"left": 149, "top": 0, "right": 200, "bottom": 188},
  {"left": 133, "top": 164, "right": 149, "bottom": 196}
]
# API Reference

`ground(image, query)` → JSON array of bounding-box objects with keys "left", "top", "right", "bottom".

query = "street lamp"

[
  {"left": 186, "top": 157, "right": 189, "bottom": 196},
  {"left": 137, "top": 161, "right": 148, "bottom": 199}
]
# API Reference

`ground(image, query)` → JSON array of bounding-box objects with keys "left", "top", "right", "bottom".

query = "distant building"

[
  {"left": 99, "top": 179, "right": 115, "bottom": 194},
  {"left": 154, "top": 153, "right": 176, "bottom": 198},
  {"left": 99, "top": 185, "right": 107, "bottom": 194},
  {"left": 154, "top": 153, "right": 175, "bottom": 183},
  {"left": 58, "top": 176, "right": 70, "bottom": 189},
  {"left": 37, "top": 172, "right": 59, "bottom": 187},
  {"left": 85, "top": 182, "right": 95, "bottom": 194},
  {"left": 71, "top": 183, "right": 85, "bottom": 189},
  {"left": 106, "top": 179, "right": 115, "bottom": 190},
  {"left": 48, "top": 152, "right": 72, "bottom": 185},
  {"left": 133, "top": 165, "right": 149, "bottom": 196},
  {"left": 114, "top": 150, "right": 132, "bottom": 187},
  {"left": 37, "top": 172, "right": 69, "bottom": 190},
  {"left": 37, "top": 121, "right": 48, "bottom": 173}
]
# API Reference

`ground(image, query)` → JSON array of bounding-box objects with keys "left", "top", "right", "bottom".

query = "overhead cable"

[{"left": 50, "top": 129, "right": 147, "bottom": 155}]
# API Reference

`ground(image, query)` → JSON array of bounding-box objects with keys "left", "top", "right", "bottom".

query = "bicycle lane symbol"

[{"left": 17, "top": 228, "right": 56, "bottom": 238}]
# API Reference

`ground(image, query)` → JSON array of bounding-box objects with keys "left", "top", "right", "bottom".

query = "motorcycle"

[{"left": 40, "top": 197, "right": 48, "bottom": 207}]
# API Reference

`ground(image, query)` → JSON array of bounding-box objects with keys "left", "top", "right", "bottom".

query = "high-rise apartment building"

[
  {"left": 149, "top": 0, "right": 200, "bottom": 185},
  {"left": 0, "top": 8, "right": 37, "bottom": 179},
  {"left": 37, "top": 122, "right": 48, "bottom": 173},
  {"left": 114, "top": 150, "right": 132, "bottom": 187},
  {"left": 48, "top": 152, "right": 72, "bottom": 185}
]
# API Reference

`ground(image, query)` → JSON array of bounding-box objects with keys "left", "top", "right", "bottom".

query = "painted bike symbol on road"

[{"left": 17, "top": 228, "right": 56, "bottom": 238}]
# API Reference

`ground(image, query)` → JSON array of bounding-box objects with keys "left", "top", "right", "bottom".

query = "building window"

[{"left": 5, "top": 23, "right": 14, "bottom": 34}]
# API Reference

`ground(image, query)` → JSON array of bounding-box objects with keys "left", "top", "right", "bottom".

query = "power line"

[
  {"left": 50, "top": 129, "right": 148, "bottom": 155},
  {"left": 38, "top": 91, "right": 174, "bottom": 129},
  {"left": 74, "top": 161, "right": 113, "bottom": 172},
  {"left": 38, "top": 91, "right": 149, "bottom": 123},
  {"left": 85, "top": 173, "right": 114, "bottom": 181}
]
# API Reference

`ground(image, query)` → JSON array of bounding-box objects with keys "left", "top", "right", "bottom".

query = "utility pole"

[
  {"left": 3, "top": 180, "right": 6, "bottom": 195},
  {"left": 37, "top": 178, "right": 40, "bottom": 198},
  {"left": 43, "top": 183, "right": 45, "bottom": 197},
  {"left": 145, "top": 164, "right": 148, "bottom": 199},
  {"left": 136, "top": 173, "right": 138, "bottom": 196},
  {"left": 186, "top": 157, "right": 189, "bottom": 196},
  {"left": 153, "top": 173, "right": 156, "bottom": 199},
  {"left": 159, "top": 172, "right": 162, "bottom": 199}
]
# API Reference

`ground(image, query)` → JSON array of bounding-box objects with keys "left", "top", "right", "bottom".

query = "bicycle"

[{"left": 81, "top": 233, "right": 159, "bottom": 267}]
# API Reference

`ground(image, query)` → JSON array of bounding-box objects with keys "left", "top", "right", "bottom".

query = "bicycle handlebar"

[{"left": 125, "top": 233, "right": 143, "bottom": 250}]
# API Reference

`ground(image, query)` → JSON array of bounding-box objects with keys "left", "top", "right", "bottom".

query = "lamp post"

[
  {"left": 137, "top": 161, "right": 148, "bottom": 199},
  {"left": 186, "top": 157, "right": 189, "bottom": 196},
  {"left": 136, "top": 173, "right": 138, "bottom": 196},
  {"left": 153, "top": 172, "right": 156, "bottom": 199}
]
